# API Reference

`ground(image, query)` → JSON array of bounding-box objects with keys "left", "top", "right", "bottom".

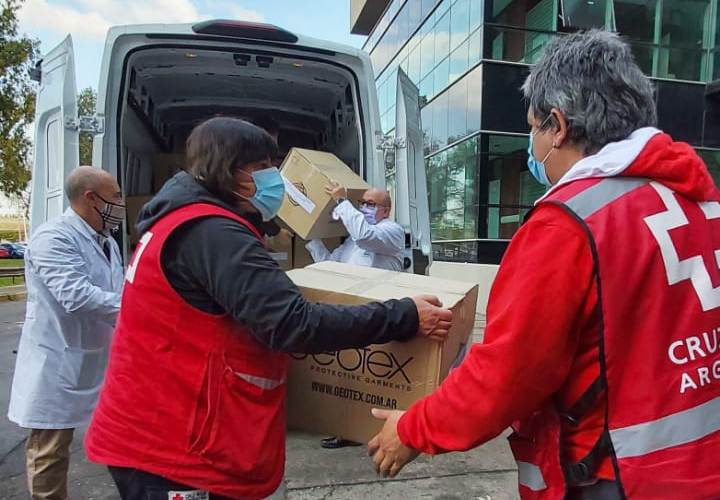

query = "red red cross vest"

[
  {"left": 85, "top": 203, "right": 289, "bottom": 500},
  {"left": 509, "top": 177, "right": 720, "bottom": 499}
]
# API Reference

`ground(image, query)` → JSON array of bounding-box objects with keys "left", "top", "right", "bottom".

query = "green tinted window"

[
  {"left": 427, "top": 138, "right": 480, "bottom": 241},
  {"left": 560, "top": 0, "right": 613, "bottom": 30},
  {"left": 698, "top": 150, "right": 720, "bottom": 186},
  {"left": 482, "top": 135, "right": 545, "bottom": 239}
]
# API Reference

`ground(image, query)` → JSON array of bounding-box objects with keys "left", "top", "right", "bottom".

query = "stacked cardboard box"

[
  {"left": 266, "top": 231, "right": 345, "bottom": 271},
  {"left": 266, "top": 229, "right": 294, "bottom": 271}
]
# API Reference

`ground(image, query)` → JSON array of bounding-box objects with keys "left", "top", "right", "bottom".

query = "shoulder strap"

[{"left": 148, "top": 202, "right": 263, "bottom": 241}]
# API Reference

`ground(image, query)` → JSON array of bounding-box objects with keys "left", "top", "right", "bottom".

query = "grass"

[
  {"left": 0, "top": 258, "right": 24, "bottom": 287},
  {"left": 0, "top": 259, "right": 24, "bottom": 268},
  {"left": 0, "top": 276, "right": 24, "bottom": 287}
]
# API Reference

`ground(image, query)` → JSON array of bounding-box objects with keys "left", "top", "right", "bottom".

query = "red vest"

[
  {"left": 509, "top": 177, "right": 720, "bottom": 499},
  {"left": 85, "top": 203, "right": 289, "bottom": 499}
]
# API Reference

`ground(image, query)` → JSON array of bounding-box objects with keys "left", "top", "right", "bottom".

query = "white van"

[{"left": 30, "top": 20, "right": 430, "bottom": 268}]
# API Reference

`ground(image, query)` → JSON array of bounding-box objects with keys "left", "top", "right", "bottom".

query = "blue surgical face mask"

[
  {"left": 359, "top": 205, "right": 378, "bottom": 225},
  {"left": 527, "top": 116, "right": 555, "bottom": 187},
  {"left": 234, "top": 167, "right": 286, "bottom": 221}
]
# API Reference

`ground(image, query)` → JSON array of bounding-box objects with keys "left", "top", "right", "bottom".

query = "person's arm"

[
  {"left": 166, "top": 217, "right": 420, "bottom": 353},
  {"left": 333, "top": 201, "right": 405, "bottom": 255},
  {"left": 396, "top": 204, "right": 595, "bottom": 454},
  {"left": 305, "top": 239, "right": 331, "bottom": 263},
  {"left": 28, "top": 229, "right": 121, "bottom": 319},
  {"left": 306, "top": 239, "right": 348, "bottom": 263}
]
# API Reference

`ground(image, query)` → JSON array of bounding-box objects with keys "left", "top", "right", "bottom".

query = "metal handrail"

[
  {"left": 0, "top": 266, "right": 24, "bottom": 284},
  {"left": 431, "top": 238, "right": 510, "bottom": 244}
]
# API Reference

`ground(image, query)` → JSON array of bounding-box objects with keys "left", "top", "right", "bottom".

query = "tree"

[
  {"left": 0, "top": 0, "right": 38, "bottom": 199},
  {"left": 78, "top": 87, "right": 97, "bottom": 165}
]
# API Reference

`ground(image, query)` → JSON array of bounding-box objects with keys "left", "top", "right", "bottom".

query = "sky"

[{"left": 17, "top": 0, "right": 368, "bottom": 91}]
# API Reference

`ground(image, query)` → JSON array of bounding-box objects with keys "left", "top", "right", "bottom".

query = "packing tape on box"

[{"left": 282, "top": 175, "right": 316, "bottom": 214}]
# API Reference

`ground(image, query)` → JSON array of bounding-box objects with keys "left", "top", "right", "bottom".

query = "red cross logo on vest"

[{"left": 644, "top": 181, "right": 720, "bottom": 311}]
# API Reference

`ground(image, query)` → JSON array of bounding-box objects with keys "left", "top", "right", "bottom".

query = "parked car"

[
  {"left": 0, "top": 247, "right": 10, "bottom": 259},
  {"left": 0, "top": 243, "right": 24, "bottom": 259},
  {"left": 12, "top": 243, "right": 25, "bottom": 258}
]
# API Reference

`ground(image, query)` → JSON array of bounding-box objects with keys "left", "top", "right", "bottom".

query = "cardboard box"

[
  {"left": 153, "top": 153, "right": 186, "bottom": 191},
  {"left": 125, "top": 195, "right": 153, "bottom": 245},
  {"left": 266, "top": 229, "right": 293, "bottom": 271},
  {"left": 292, "top": 235, "right": 344, "bottom": 269},
  {"left": 286, "top": 261, "right": 478, "bottom": 442},
  {"left": 278, "top": 148, "right": 369, "bottom": 240}
]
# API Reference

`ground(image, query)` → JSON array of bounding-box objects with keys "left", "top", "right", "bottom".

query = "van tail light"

[{"left": 192, "top": 20, "right": 298, "bottom": 43}]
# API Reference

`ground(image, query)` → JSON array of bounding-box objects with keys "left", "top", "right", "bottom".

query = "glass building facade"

[{"left": 360, "top": 0, "right": 720, "bottom": 263}]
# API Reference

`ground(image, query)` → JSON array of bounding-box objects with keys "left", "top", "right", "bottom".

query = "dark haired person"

[{"left": 84, "top": 117, "right": 452, "bottom": 500}]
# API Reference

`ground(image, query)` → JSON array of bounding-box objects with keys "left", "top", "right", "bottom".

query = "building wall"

[{"left": 363, "top": 0, "right": 720, "bottom": 263}]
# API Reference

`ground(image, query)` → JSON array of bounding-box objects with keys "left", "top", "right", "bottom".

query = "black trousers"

[{"left": 108, "top": 466, "right": 233, "bottom": 500}]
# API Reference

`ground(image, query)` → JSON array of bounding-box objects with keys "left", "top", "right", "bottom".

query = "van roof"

[{"left": 105, "top": 20, "right": 369, "bottom": 61}]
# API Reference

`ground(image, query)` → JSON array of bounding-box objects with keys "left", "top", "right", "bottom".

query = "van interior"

[{"left": 118, "top": 46, "right": 363, "bottom": 246}]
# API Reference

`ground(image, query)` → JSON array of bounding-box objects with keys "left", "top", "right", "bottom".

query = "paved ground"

[
  {"left": 0, "top": 286, "right": 26, "bottom": 302},
  {"left": 0, "top": 300, "right": 518, "bottom": 499}
]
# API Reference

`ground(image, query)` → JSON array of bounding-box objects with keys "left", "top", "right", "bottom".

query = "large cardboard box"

[
  {"left": 278, "top": 148, "right": 369, "bottom": 240},
  {"left": 125, "top": 195, "right": 153, "bottom": 245},
  {"left": 286, "top": 261, "right": 478, "bottom": 442},
  {"left": 266, "top": 229, "right": 293, "bottom": 271},
  {"left": 153, "top": 153, "right": 186, "bottom": 191},
  {"left": 292, "top": 235, "right": 344, "bottom": 269}
]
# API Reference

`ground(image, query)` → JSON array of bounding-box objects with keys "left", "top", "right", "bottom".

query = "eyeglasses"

[
  {"left": 530, "top": 114, "right": 553, "bottom": 137},
  {"left": 359, "top": 201, "right": 388, "bottom": 209}
]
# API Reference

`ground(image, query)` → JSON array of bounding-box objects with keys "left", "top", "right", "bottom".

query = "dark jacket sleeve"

[{"left": 161, "top": 216, "right": 419, "bottom": 353}]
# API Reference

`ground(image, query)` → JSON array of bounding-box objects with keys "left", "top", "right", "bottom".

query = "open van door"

[
  {"left": 393, "top": 68, "right": 431, "bottom": 272},
  {"left": 29, "top": 35, "right": 79, "bottom": 233}
]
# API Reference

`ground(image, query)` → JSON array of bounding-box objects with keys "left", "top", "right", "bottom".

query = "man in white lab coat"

[
  {"left": 8, "top": 166, "right": 125, "bottom": 500},
  {"left": 307, "top": 182, "right": 406, "bottom": 449},
  {"left": 306, "top": 182, "right": 406, "bottom": 272}
]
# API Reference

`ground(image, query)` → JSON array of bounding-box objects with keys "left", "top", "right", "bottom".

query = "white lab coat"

[
  {"left": 306, "top": 200, "right": 405, "bottom": 271},
  {"left": 8, "top": 208, "right": 123, "bottom": 429}
]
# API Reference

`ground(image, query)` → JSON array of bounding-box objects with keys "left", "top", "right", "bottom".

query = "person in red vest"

[
  {"left": 368, "top": 29, "right": 720, "bottom": 500},
  {"left": 84, "top": 117, "right": 452, "bottom": 500}
]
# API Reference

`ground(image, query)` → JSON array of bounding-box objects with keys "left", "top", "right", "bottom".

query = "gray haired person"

[{"left": 367, "top": 29, "right": 720, "bottom": 500}]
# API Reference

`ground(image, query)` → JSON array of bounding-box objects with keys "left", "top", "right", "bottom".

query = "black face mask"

[{"left": 92, "top": 193, "right": 126, "bottom": 233}]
